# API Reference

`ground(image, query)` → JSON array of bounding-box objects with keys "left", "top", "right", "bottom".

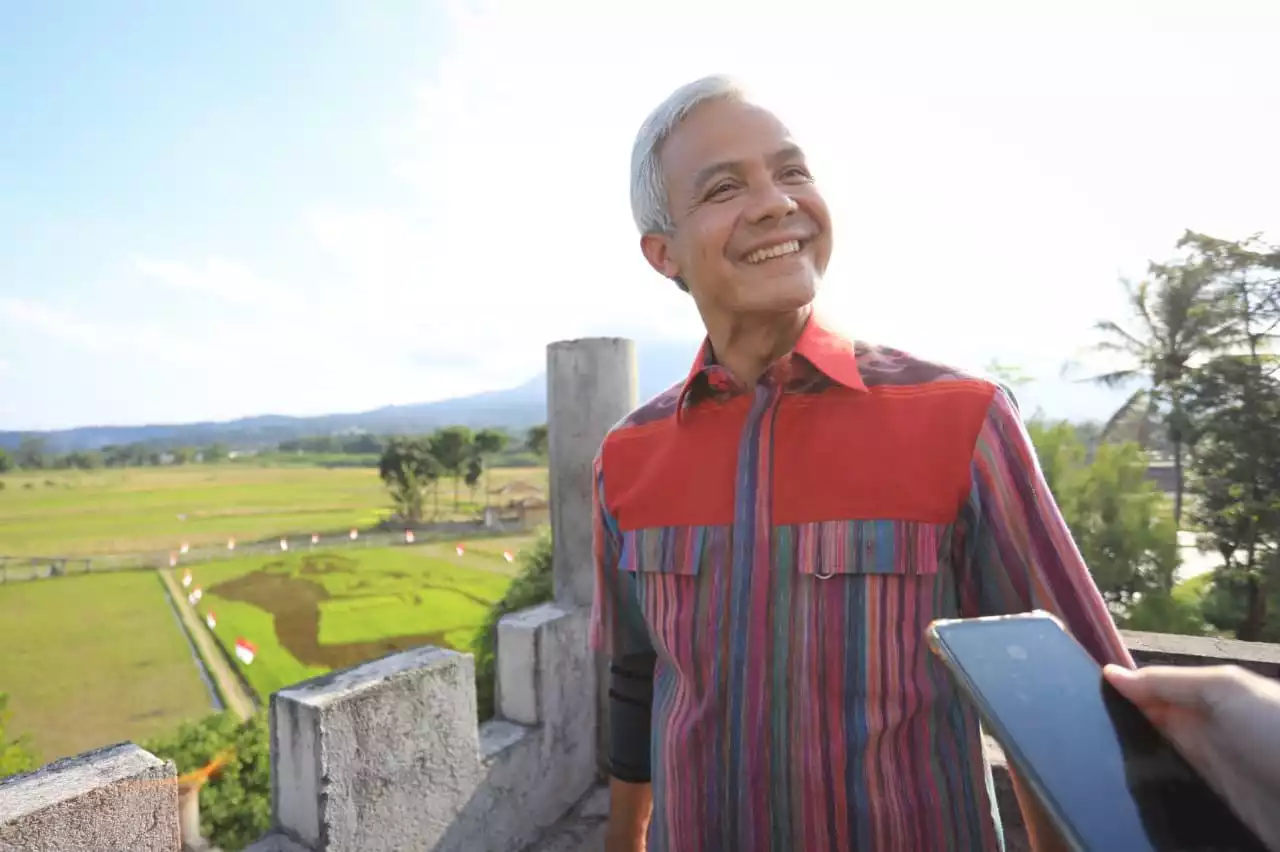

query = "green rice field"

[
  {"left": 0, "top": 571, "right": 215, "bottom": 762},
  {"left": 173, "top": 538, "right": 530, "bottom": 699}
]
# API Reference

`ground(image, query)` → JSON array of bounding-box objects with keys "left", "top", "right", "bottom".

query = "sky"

[{"left": 0, "top": 0, "right": 1277, "bottom": 431}]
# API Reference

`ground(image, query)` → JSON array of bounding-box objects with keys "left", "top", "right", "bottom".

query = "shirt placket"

[{"left": 729, "top": 368, "right": 786, "bottom": 851}]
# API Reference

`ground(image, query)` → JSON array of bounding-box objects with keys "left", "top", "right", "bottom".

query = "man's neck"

[{"left": 701, "top": 305, "right": 812, "bottom": 388}]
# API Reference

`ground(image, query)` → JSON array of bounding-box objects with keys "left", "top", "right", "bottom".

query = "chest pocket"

[
  {"left": 619, "top": 525, "right": 725, "bottom": 666},
  {"left": 786, "top": 518, "right": 955, "bottom": 641}
]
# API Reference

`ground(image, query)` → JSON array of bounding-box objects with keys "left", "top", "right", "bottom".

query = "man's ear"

[{"left": 640, "top": 232, "right": 680, "bottom": 280}]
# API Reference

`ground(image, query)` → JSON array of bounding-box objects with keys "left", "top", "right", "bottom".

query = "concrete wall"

[{"left": 0, "top": 743, "right": 180, "bottom": 852}]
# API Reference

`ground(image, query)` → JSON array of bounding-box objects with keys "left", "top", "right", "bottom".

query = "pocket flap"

[
  {"left": 620, "top": 525, "right": 725, "bottom": 576},
  {"left": 791, "top": 519, "right": 945, "bottom": 578}
]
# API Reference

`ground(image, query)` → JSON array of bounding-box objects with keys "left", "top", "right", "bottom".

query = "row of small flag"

[
  {"left": 169, "top": 533, "right": 516, "bottom": 566},
  {"left": 179, "top": 571, "right": 256, "bottom": 664},
  {"left": 199, "top": 610, "right": 253, "bottom": 663}
]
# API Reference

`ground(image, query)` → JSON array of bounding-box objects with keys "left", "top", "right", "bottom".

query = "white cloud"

[
  {"left": 0, "top": 296, "right": 220, "bottom": 365},
  {"left": 0, "top": 298, "right": 118, "bottom": 353},
  {"left": 132, "top": 255, "right": 298, "bottom": 313}
]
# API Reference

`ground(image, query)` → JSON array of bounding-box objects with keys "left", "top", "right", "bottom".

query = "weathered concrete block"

[
  {"left": 270, "top": 646, "right": 483, "bottom": 852},
  {"left": 0, "top": 742, "right": 180, "bottom": 852},
  {"left": 499, "top": 602, "right": 578, "bottom": 726},
  {"left": 244, "top": 831, "right": 312, "bottom": 852}
]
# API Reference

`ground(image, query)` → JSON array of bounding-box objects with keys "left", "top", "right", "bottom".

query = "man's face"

[{"left": 642, "top": 98, "right": 833, "bottom": 316}]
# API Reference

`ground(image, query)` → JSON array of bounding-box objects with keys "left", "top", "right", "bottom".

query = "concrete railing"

[{"left": 0, "top": 744, "right": 179, "bottom": 852}]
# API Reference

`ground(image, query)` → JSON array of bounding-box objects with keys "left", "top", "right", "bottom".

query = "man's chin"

[{"left": 741, "top": 280, "right": 818, "bottom": 314}]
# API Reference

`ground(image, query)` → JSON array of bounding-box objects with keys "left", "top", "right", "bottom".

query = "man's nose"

[{"left": 745, "top": 179, "right": 799, "bottom": 224}]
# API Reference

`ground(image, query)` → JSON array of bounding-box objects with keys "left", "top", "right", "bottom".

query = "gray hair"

[{"left": 629, "top": 75, "right": 750, "bottom": 236}]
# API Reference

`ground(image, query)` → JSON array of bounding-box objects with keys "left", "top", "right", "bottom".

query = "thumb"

[{"left": 1103, "top": 664, "right": 1222, "bottom": 712}]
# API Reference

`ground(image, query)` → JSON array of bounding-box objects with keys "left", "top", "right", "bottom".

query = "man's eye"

[
  {"left": 781, "top": 166, "right": 811, "bottom": 181},
  {"left": 707, "top": 182, "right": 736, "bottom": 199}
]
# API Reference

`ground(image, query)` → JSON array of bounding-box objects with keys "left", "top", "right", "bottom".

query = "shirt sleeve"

[
  {"left": 957, "top": 385, "right": 1135, "bottom": 669},
  {"left": 588, "top": 452, "right": 657, "bottom": 783},
  {"left": 588, "top": 453, "right": 654, "bottom": 659}
]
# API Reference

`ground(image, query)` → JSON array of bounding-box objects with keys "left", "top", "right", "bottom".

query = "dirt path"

[{"left": 157, "top": 568, "right": 256, "bottom": 720}]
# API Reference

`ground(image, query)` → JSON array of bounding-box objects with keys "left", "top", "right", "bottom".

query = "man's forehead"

[{"left": 661, "top": 100, "right": 800, "bottom": 184}]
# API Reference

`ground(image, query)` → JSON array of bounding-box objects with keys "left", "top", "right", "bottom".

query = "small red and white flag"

[
  {"left": 455, "top": 544, "right": 465, "bottom": 557},
  {"left": 405, "top": 530, "right": 415, "bottom": 544},
  {"left": 311, "top": 534, "right": 319, "bottom": 544},
  {"left": 206, "top": 611, "right": 217, "bottom": 630},
  {"left": 503, "top": 550, "right": 514, "bottom": 563},
  {"left": 170, "top": 553, "right": 179, "bottom": 568},
  {"left": 280, "top": 538, "right": 289, "bottom": 551},
  {"left": 181, "top": 569, "right": 192, "bottom": 587},
  {"left": 349, "top": 528, "right": 359, "bottom": 540},
  {"left": 227, "top": 537, "right": 236, "bottom": 550},
  {"left": 180, "top": 542, "right": 190, "bottom": 555},
  {"left": 234, "top": 638, "right": 257, "bottom": 665},
  {"left": 187, "top": 587, "right": 202, "bottom": 606}
]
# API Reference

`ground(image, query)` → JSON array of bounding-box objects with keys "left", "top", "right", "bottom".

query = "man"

[{"left": 590, "top": 75, "right": 1134, "bottom": 852}]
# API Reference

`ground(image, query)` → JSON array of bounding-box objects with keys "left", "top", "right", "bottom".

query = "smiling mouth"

[{"left": 745, "top": 240, "right": 803, "bottom": 264}]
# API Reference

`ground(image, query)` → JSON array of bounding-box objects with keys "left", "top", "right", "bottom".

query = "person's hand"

[{"left": 1104, "top": 663, "right": 1280, "bottom": 851}]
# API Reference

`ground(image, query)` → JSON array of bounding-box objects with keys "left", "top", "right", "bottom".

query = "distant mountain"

[{"left": 0, "top": 339, "right": 1132, "bottom": 453}]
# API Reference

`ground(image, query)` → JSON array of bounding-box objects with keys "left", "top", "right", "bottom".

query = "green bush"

[
  {"left": 471, "top": 526, "right": 554, "bottom": 721},
  {"left": 0, "top": 692, "right": 38, "bottom": 780},
  {"left": 143, "top": 711, "right": 270, "bottom": 852}
]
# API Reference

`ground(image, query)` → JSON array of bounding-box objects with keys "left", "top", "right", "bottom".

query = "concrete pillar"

[
  {"left": 546, "top": 336, "right": 638, "bottom": 781},
  {"left": 546, "top": 337, "right": 638, "bottom": 609}
]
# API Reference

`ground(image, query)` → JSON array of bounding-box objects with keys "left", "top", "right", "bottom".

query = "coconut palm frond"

[
  {"left": 1100, "top": 388, "right": 1154, "bottom": 441},
  {"left": 1085, "top": 369, "right": 1142, "bottom": 389},
  {"left": 1091, "top": 319, "right": 1147, "bottom": 354}
]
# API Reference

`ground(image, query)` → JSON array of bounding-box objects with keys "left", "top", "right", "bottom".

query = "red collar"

[{"left": 675, "top": 313, "right": 868, "bottom": 413}]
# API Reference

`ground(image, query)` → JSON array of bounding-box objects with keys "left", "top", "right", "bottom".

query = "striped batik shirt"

[{"left": 589, "top": 314, "right": 1133, "bottom": 852}]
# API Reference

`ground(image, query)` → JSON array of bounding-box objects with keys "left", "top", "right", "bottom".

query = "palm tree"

[{"left": 1082, "top": 261, "right": 1225, "bottom": 527}]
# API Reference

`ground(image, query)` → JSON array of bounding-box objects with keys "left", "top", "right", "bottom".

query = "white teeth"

[{"left": 746, "top": 240, "right": 801, "bottom": 264}]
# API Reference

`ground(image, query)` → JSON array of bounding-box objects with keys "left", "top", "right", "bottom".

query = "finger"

[{"left": 1103, "top": 664, "right": 1223, "bottom": 712}]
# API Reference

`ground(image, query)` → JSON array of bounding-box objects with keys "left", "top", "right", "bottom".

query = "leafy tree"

[
  {"left": 470, "top": 428, "right": 508, "bottom": 502},
  {"left": 143, "top": 711, "right": 270, "bottom": 852},
  {"left": 1026, "top": 420, "right": 1183, "bottom": 626},
  {"left": 59, "top": 450, "right": 102, "bottom": 470},
  {"left": 1183, "top": 356, "right": 1280, "bottom": 640},
  {"left": 1083, "top": 260, "right": 1225, "bottom": 526},
  {"left": 428, "top": 426, "right": 473, "bottom": 509},
  {"left": 378, "top": 437, "right": 442, "bottom": 522},
  {"left": 470, "top": 528, "right": 553, "bottom": 722},
  {"left": 0, "top": 692, "right": 38, "bottom": 780},
  {"left": 525, "top": 424, "right": 548, "bottom": 458},
  {"left": 15, "top": 436, "right": 48, "bottom": 470},
  {"left": 464, "top": 455, "right": 484, "bottom": 504},
  {"left": 1170, "top": 231, "right": 1280, "bottom": 640},
  {"left": 0, "top": 448, "right": 12, "bottom": 473}
]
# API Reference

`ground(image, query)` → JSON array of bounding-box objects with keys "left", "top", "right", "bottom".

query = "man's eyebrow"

[{"left": 690, "top": 144, "right": 807, "bottom": 195}]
